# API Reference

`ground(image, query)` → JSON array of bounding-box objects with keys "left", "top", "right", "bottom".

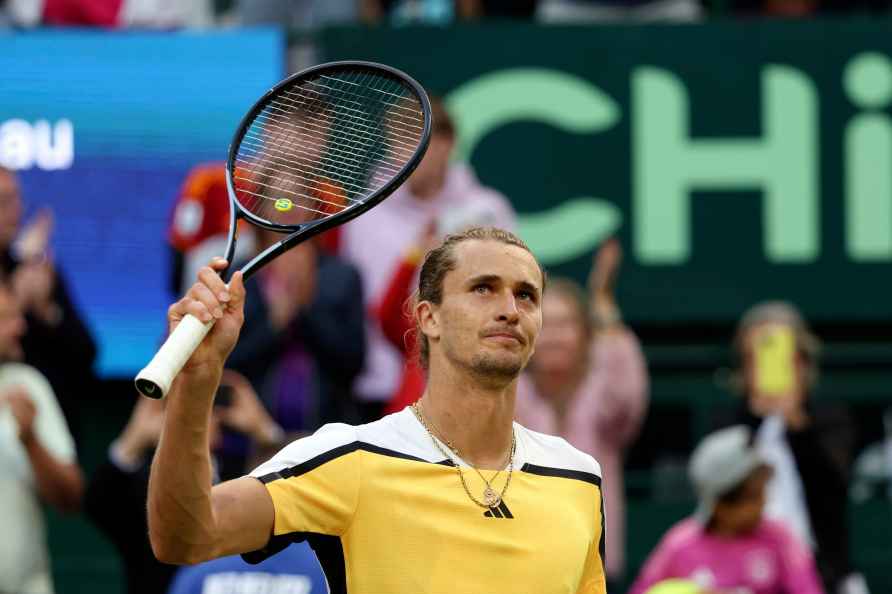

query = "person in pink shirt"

[
  {"left": 514, "top": 238, "right": 649, "bottom": 585},
  {"left": 629, "top": 425, "right": 825, "bottom": 594}
]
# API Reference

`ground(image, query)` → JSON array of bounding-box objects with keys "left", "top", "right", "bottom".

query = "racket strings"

[
  {"left": 232, "top": 66, "right": 425, "bottom": 226},
  {"left": 245, "top": 113, "right": 401, "bottom": 181},
  {"left": 238, "top": 133, "right": 391, "bottom": 195},
  {"left": 258, "top": 103, "right": 413, "bottom": 171},
  {"left": 259, "top": 93, "right": 419, "bottom": 182},
  {"left": 280, "top": 86, "right": 425, "bottom": 146},
  {"left": 235, "top": 152, "right": 371, "bottom": 204}
]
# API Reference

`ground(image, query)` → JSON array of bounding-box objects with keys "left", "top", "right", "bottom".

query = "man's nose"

[{"left": 495, "top": 291, "right": 520, "bottom": 323}]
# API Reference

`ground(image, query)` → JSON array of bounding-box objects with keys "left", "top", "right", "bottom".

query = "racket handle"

[{"left": 134, "top": 314, "right": 215, "bottom": 399}]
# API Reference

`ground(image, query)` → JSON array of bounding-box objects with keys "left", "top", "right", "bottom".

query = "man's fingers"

[
  {"left": 198, "top": 264, "right": 230, "bottom": 304},
  {"left": 188, "top": 282, "right": 224, "bottom": 322},
  {"left": 208, "top": 257, "right": 229, "bottom": 272},
  {"left": 228, "top": 271, "right": 246, "bottom": 309}
]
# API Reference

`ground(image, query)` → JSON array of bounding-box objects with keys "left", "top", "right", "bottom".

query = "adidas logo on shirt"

[{"left": 483, "top": 501, "right": 514, "bottom": 519}]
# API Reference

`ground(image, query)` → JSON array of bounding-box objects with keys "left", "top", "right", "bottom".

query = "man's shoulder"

[
  {"left": 353, "top": 407, "right": 446, "bottom": 463},
  {"left": 250, "top": 409, "right": 436, "bottom": 480},
  {"left": 249, "top": 423, "right": 360, "bottom": 481},
  {"left": 516, "top": 424, "right": 602, "bottom": 485}
]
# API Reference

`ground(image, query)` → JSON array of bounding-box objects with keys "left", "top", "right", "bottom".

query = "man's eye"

[{"left": 474, "top": 284, "right": 491, "bottom": 294}]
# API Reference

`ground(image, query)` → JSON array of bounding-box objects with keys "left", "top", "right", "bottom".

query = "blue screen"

[{"left": 1, "top": 29, "right": 284, "bottom": 377}]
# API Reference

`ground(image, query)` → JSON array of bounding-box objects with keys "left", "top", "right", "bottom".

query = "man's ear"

[{"left": 416, "top": 300, "right": 440, "bottom": 342}]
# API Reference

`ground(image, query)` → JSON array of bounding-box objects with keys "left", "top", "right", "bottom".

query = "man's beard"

[{"left": 469, "top": 351, "right": 525, "bottom": 384}]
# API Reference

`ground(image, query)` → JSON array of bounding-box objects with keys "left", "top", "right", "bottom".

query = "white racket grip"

[{"left": 134, "top": 314, "right": 215, "bottom": 399}]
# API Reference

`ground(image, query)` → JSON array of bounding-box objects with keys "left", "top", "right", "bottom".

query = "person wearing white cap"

[{"left": 628, "top": 426, "right": 825, "bottom": 594}]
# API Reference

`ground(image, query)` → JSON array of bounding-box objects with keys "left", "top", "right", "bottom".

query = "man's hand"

[
  {"left": 2, "top": 388, "right": 36, "bottom": 444},
  {"left": 168, "top": 257, "right": 246, "bottom": 377}
]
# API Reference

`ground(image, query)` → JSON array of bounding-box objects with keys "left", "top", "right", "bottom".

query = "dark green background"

[{"left": 321, "top": 21, "right": 892, "bottom": 324}]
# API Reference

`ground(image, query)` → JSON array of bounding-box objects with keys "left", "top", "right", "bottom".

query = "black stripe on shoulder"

[
  {"left": 520, "top": 463, "right": 602, "bottom": 487},
  {"left": 257, "top": 441, "right": 444, "bottom": 484},
  {"left": 242, "top": 532, "right": 348, "bottom": 594}
]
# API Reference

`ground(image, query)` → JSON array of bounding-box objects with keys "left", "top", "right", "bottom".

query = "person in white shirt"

[{"left": 0, "top": 281, "right": 83, "bottom": 594}]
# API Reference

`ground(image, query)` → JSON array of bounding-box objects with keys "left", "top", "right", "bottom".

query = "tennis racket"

[{"left": 135, "top": 60, "right": 432, "bottom": 399}]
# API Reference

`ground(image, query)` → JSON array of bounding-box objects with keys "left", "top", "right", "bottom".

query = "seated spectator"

[
  {"left": 514, "top": 238, "right": 648, "bottom": 587},
  {"left": 0, "top": 166, "right": 97, "bottom": 446},
  {"left": 167, "top": 543, "right": 327, "bottom": 594},
  {"left": 537, "top": 0, "right": 702, "bottom": 22},
  {"left": 227, "top": 230, "right": 365, "bottom": 431},
  {"left": 84, "top": 370, "right": 285, "bottom": 594},
  {"left": 721, "top": 302, "right": 867, "bottom": 594},
  {"left": 342, "top": 96, "right": 515, "bottom": 421},
  {"left": 629, "top": 425, "right": 824, "bottom": 594},
  {"left": 0, "top": 280, "right": 84, "bottom": 594}
]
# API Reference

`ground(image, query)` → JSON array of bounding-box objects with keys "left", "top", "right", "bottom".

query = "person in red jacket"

[{"left": 375, "top": 224, "right": 436, "bottom": 414}]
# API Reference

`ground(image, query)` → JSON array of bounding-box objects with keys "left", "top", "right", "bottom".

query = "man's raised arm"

[{"left": 147, "top": 258, "right": 274, "bottom": 565}]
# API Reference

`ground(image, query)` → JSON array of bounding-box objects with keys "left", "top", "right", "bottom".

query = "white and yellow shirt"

[{"left": 248, "top": 407, "right": 606, "bottom": 594}]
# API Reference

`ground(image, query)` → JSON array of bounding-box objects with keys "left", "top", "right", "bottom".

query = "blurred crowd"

[
  {"left": 2, "top": 0, "right": 892, "bottom": 29},
  {"left": 2, "top": 74, "right": 888, "bottom": 593},
  {"left": 2, "top": 0, "right": 892, "bottom": 590}
]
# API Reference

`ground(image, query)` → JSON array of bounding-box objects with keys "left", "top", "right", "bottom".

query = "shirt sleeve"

[
  {"left": 13, "top": 364, "right": 76, "bottom": 463},
  {"left": 248, "top": 424, "right": 361, "bottom": 541}
]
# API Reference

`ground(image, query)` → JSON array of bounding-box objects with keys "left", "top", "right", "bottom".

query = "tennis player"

[{"left": 147, "top": 226, "right": 606, "bottom": 594}]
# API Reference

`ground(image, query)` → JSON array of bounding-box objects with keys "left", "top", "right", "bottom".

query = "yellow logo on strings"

[{"left": 274, "top": 198, "right": 293, "bottom": 212}]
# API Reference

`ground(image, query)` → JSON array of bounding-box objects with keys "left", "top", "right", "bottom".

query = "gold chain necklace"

[
  {"left": 411, "top": 401, "right": 515, "bottom": 509},
  {"left": 415, "top": 402, "right": 503, "bottom": 486}
]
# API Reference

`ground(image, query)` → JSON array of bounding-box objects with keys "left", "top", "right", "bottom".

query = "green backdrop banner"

[{"left": 320, "top": 21, "right": 892, "bottom": 324}]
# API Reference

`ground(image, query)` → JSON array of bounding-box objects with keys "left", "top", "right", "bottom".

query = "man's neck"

[{"left": 419, "top": 364, "right": 517, "bottom": 470}]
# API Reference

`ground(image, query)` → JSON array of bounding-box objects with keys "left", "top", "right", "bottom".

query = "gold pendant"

[{"left": 483, "top": 486, "right": 500, "bottom": 508}]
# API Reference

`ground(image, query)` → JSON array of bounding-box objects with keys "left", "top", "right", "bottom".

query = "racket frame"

[
  {"left": 135, "top": 60, "right": 431, "bottom": 399},
  {"left": 221, "top": 60, "right": 432, "bottom": 282}
]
